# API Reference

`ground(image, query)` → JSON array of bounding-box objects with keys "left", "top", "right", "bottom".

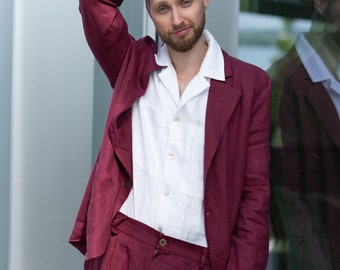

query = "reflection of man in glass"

[{"left": 269, "top": 0, "right": 340, "bottom": 269}]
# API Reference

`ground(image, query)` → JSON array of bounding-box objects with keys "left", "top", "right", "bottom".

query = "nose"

[{"left": 171, "top": 8, "right": 184, "bottom": 26}]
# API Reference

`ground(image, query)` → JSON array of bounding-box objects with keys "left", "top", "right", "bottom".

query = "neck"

[{"left": 167, "top": 35, "right": 208, "bottom": 95}]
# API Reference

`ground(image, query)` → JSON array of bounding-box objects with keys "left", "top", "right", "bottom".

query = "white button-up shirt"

[
  {"left": 295, "top": 33, "right": 340, "bottom": 118},
  {"left": 120, "top": 30, "right": 225, "bottom": 247}
]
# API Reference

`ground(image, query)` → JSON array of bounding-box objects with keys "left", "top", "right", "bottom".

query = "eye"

[
  {"left": 157, "top": 5, "right": 170, "bottom": 14},
  {"left": 180, "top": 0, "right": 192, "bottom": 7}
]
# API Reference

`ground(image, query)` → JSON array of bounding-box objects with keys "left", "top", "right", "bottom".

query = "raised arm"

[{"left": 79, "top": 0, "right": 133, "bottom": 88}]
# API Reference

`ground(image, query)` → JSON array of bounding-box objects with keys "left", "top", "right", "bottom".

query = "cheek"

[
  {"left": 154, "top": 24, "right": 166, "bottom": 36},
  {"left": 153, "top": 18, "right": 170, "bottom": 33}
]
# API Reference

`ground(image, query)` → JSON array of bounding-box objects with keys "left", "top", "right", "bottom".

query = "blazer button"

[{"left": 124, "top": 180, "right": 132, "bottom": 188}]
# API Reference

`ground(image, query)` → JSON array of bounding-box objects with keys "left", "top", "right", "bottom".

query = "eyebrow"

[
  {"left": 150, "top": 0, "right": 170, "bottom": 10},
  {"left": 151, "top": 0, "right": 169, "bottom": 6}
]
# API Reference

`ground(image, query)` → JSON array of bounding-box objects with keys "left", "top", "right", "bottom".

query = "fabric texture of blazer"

[{"left": 69, "top": 0, "right": 271, "bottom": 269}]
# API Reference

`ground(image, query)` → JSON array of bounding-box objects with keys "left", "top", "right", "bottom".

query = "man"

[
  {"left": 69, "top": 0, "right": 271, "bottom": 269},
  {"left": 269, "top": 0, "right": 340, "bottom": 269}
]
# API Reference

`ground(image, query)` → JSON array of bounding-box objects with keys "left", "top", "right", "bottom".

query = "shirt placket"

[{"left": 155, "top": 108, "right": 184, "bottom": 232}]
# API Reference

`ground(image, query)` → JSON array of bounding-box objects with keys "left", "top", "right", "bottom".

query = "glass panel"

[
  {"left": 238, "top": 12, "right": 311, "bottom": 70},
  {"left": 239, "top": 1, "right": 340, "bottom": 269}
]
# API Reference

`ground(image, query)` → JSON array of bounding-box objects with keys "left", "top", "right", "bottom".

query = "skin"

[
  {"left": 314, "top": 0, "right": 340, "bottom": 44},
  {"left": 145, "top": 0, "right": 210, "bottom": 95},
  {"left": 315, "top": 0, "right": 340, "bottom": 30}
]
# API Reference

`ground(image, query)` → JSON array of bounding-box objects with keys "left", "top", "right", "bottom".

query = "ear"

[
  {"left": 203, "top": 0, "right": 210, "bottom": 9},
  {"left": 145, "top": 1, "right": 151, "bottom": 16},
  {"left": 314, "top": 0, "right": 328, "bottom": 16}
]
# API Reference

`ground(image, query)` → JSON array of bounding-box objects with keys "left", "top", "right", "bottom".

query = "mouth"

[{"left": 173, "top": 27, "right": 191, "bottom": 37}]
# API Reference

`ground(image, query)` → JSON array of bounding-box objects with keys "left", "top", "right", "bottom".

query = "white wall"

[
  {"left": 9, "top": 0, "right": 94, "bottom": 269},
  {"left": 0, "top": 0, "right": 13, "bottom": 269},
  {"left": 206, "top": 0, "right": 240, "bottom": 56}
]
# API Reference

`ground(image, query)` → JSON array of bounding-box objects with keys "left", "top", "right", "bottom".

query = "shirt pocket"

[
  {"left": 132, "top": 99, "right": 165, "bottom": 178},
  {"left": 179, "top": 124, "right": 205, "bottom": 200}
]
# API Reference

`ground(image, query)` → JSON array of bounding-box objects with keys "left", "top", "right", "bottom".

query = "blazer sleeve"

[
  {"left": 68, "top": 0, "right": 131, "bottom": 258},
  {"left": 79, "top": 0, "right": 133, "bottom": 88},
  {"left": 229, "top": 71, "right": 271, "bottom": 270}
]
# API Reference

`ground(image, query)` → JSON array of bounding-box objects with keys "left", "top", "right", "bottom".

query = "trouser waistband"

[{"left": 112, "top": 212, "right": 210, "bottom": 267}]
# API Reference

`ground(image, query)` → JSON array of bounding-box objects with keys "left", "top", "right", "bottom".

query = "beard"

[{"left": 158, "top": 8, "right": 206, "bottom": 53}]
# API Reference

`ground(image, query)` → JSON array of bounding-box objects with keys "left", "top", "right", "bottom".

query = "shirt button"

[
  {"left": 157, "top": 227, "right": 163, "bottom": 232},
  {"left": 163, "top": 191, "right": 170, "bottom": 197},
  {"left": 173, "top": 117, "right": 181, "bottom": 123},
  {"left": 159, "top": 238, "right": 167, "bottom": 247},
  {"left": 124, "top": 180, "right": 132, "bottom": 188},
  {"left": 168, "top": 153, "right": 175, "bottom": 160}
]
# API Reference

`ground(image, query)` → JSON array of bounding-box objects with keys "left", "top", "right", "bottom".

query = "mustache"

[{"left": 172, "top": 23, "right": 192, "bottom": 32}]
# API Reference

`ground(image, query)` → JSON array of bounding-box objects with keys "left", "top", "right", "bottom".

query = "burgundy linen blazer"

[{"left": 69, "top": 0, "right": 271, "bottom": 269}]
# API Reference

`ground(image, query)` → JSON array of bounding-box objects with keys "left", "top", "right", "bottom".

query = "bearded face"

[
  {"left": 147, "top": 0, "right": 208, "bottom": 53},
  {"left": 157, "top": 7, "right": 206, "bottom": 53}
]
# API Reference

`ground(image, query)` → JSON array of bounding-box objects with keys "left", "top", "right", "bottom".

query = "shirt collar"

[
  {"left": 295, "top": 33, "right": 336, "bottom": 83},
  {"left": 155, "top": 30, "right": 225, "bottom": 81}
]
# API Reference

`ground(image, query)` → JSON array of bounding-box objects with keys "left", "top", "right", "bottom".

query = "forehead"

[
  {"left": 149, "top": 0, "right": 186, "bottom": 5},
  {"left": 147, "top": 0, "right": 204, "bottom": 9}
]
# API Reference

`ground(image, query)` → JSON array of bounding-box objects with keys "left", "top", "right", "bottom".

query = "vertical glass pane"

[{"left": 239, "top": 1, "right": 340, "bottom": 269}]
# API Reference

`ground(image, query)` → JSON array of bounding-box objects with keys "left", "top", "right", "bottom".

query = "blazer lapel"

[
  {"left": 304, "top": 81, "right": 340, "bottom": 148},
  {"left": 204, "top": 73, "right": 242, "bottom": 179}
]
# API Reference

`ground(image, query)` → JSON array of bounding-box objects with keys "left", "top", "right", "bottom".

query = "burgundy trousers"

[{"left": 85, "top": 212, "right": 212, "bottom": 270}]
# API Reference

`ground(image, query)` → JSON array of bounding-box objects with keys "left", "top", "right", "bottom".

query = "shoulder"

[
  {"left": 134, "top": 36, "right": 159, "bottom": 69},
  {"left": 268, "top": 46, "right": 303, "bottom": 90},
  {"left": 112, "top": 35, "right": 160, "bottom": 95},
  {"left": 136, "top": 36, "right": 158, "bottom": 53},
  {"left": 222, "top": 50, "right": 271, "bottom": 94},
  {"left": 283, "top": 62, "right": 311, "bottom": 99},
  {"left": 134, "top": 36, "right": 160, "bottom": 82}
]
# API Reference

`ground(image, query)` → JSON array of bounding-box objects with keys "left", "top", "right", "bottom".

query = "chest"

[{"left": 131, "top": 71, "right": 210, "bottom": 192}]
